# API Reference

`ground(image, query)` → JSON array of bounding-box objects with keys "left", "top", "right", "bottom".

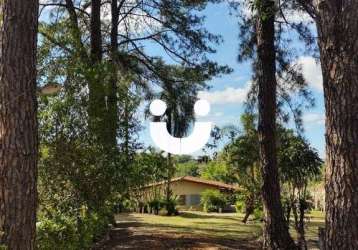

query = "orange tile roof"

[{"left": 143, "top": 176, "right": 239, "bottom": 191}]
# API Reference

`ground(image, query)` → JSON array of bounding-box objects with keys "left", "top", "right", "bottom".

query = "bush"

[
  {"left": 235, "top": 200, "right": 245, "bottom": 213},
  {"left": 115, "top": 198, "right": 136, "bottom": 213},
  {"left": 146, "top": 197, "right": 178, "bottom": 216},
  {"left": 163, "top": 197, "right": 178, "bottom": 216},
  {"left": 80, "top": 211, "right": 111, "bottom": 247},
  {"left": 253, "top": 208, "right": 264, "bottom": 221},
  {"left": 36, "top": 209, "right": 111, "bottom": 250},
  {"left": 148, "top": 198, "right": 162, "bottom": 215},
  {"left": 200, "top": 190, "right": 228, "bottom": 213},
  {"left": 36, "top": 214, "right": 79, "bottom": 250}
]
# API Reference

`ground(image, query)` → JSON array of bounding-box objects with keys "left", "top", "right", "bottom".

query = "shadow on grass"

[
  {"left": 118, "top": 212, "right": 261, "bottom": 235},
  {"left": 114, "top": 212, "right": 324, "bottom": 250},
  {"left": 109, "top": 213, "right": 262, "bottom": 250},
  {"left": 105, "top": 231, "right": 260, "bottom": 250}
]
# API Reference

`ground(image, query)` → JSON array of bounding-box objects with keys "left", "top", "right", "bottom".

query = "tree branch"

[{"left": 40, "top": 3, "right": 90, "bottom": 17}]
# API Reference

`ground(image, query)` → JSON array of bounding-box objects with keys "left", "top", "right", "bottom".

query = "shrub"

[
  {"left": 253, "top": 208, "right": 264, "bottom": 221},
  {"left": 148, "top": 198, "right": 162, "bottom": 215},
  {"left": 146, "top": 197, "right": 178, "bottom": 216},
  {"left": 163, "top": 197, "right": 178, "bottom": 216},
  {"left": 79, "top": 211, "right": 111, "bottom": 247},
  {"left": 235, "top": 200, "right": 245, "bottom": 213},
  {"left": 36, "top": 209, "right": 111, "bottom": 250},
  {"left": 200, "top": 189, "right": 227, "bottom": 213},
  {"left": 36, "top": 214, "right": 79, "bottom": 250},
  {"left": 115, "top": 198, "right": 136, "bottom": 213}
]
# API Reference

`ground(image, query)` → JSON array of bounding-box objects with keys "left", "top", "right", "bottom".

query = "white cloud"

[
  {"left": 297, "top": 56, "right": 323, "bottom": 92},
  {"left": 198, "top": 81, "right": 252, "bottom": 105},
  {"left": 303, "top": 113, "right": 325, "bottom": 125}
]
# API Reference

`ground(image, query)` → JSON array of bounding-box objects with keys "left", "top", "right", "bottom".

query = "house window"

[{"left": 188, "top": 194, "right": 201, "bottom": 205}]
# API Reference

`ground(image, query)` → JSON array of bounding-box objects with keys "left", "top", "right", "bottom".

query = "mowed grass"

[
  {"left": 115, "top": 211, "right": 325, "bottom": 249},
  {"left": 290, "top": 210, "right": 325, "bottom": 249},
  {"left": 123, "top": 212, "right": 261, "bottom": 240}
]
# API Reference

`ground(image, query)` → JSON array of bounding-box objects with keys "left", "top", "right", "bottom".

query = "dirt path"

[{"left": 96, "top": 215, "right": 260, "bottom": 250}]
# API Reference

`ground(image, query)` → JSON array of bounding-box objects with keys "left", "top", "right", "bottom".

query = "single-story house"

[{"left": 137, "top": 176, "right": 238, "bottom": 207}]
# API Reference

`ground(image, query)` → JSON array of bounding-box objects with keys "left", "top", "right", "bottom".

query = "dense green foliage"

[
  {"left": 200, "top": 190, "right": 228, "bottom": 212},
  {"left": 175, "top": 160, "right": 200, "bottom": 177},
  {"left": 37, "top": 211, "right": 110, "bottom": 250},
  {"left": 278, "top": 129, "right": 323, "bottom": 248},
  {"left": 221, "top": 114, "right": 261, "bottom": 222},
  {"left": 197, "top": 114, "right": 322, "bottom": 226}
]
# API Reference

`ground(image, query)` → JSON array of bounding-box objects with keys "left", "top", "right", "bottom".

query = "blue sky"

[{"left": 139, "top": 2, "right": 326, "bottom": 158}]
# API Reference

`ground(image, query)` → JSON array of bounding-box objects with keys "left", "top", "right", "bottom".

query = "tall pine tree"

[
  {"left": 0, "top": 0, "right": 39, "bottom": 248},
  {"left": 295, "top": 0, "right": 358, "bottom": 248}
]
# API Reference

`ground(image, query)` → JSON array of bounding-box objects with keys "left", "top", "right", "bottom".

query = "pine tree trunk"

[
  {"left": 0, "top": 0, "right": 39, "bottom": 248},
  {"left": 88, "top": 0, "right": 107, "bottom": 148},
  {"left": 108, "top": 0, "right": 120, "bottom": 149},
  {"left": 90, "top": 0, "right": 102, "bottom": 63},
  {"left": 315, "top": 1, "right": 358, "bottom": 249},
  {"left": 256, "top": 0, "right": 296, "bottom": 249},
  {"left": 88, "top": 0, "right": 119, "bottom": 151}
]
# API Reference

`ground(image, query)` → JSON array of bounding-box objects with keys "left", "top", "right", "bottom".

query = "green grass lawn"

[
  {"left": 128, "top": 212, "right": 261, "bottom": 240},
  {"left": 115, "top": 211, "right": 325, "bottom": 249}
]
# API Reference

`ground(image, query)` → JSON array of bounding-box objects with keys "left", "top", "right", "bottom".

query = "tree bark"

[
  {"left": 108, "top": 0, "right": 120, "bottom": 149},
  {"left": 0, "top": 0, "right": 39, "bottom": 249},
  {"left": 242, "top": 197, "right": 254, "bottom": 224},
  {"left": 297, "top": 202, "right": 307, "bottom": 250},
  {"left": 88, "top": 0, "right": 108, "bottom": 149},
  {"left": 165, "top": 112, "right": 176, "bottom": 215},
  {"left": 90, "top": 0, "right": 102, "bottom": 63},
  {"left": 242, "top": 207, "right": 254, "bottom": 224},
  {"left": 65, "top": 0, "right": 87, "bottom": 59},
  {"left": 256, "top": 0, "right": 296, "bottom": 249},
  {"left": 315, "top": 1, "right": 358, "bottom": 249}
]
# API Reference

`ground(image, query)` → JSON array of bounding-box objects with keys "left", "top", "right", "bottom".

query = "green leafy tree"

[
  {"left": 278, "top": 129, "right": 323, "bottom": 250},
  {"left": 175, "top": 156, "right": 200, "bottom": 177},
  {"left": 39, "top": 0, "right": 230, "bottom": 152},
  {"left": 221, "top": 114, "right": 261, "bottom": 223},
  {"left": 128, "top": 148, "right": 168, "bottom": 210},
  {"left": 231, "top": 0, "right": 316, "bottom": 247},
  {"left": 37, "top": 87, "right": 124, "bottom": 249},
  {"left": 201, "top": 189, "right": 228, "bottom": 213},
  {"left": 200, "top": 160, "right": 233, "bottom": 184}
]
